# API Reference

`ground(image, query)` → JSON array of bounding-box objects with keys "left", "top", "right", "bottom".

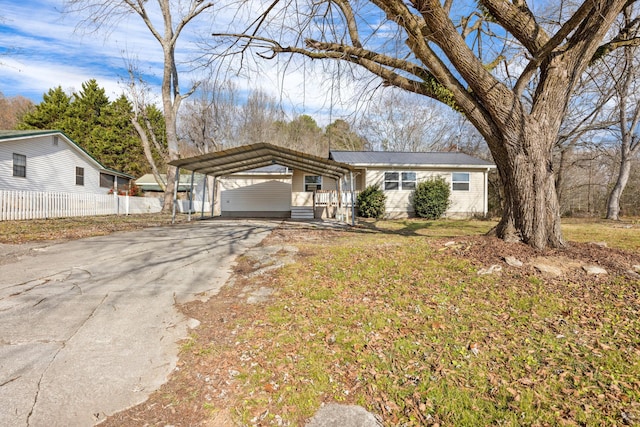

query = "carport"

[{"left": 167, "top": 143, "right": 356, "bottom": 223}]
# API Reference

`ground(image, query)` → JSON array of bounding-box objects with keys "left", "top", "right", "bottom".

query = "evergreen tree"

[
  {"left": 18, "top": 86, "right": 71, "bottom": 130},
  {"left": 95, "top": 95, "right": 148, "bottom": 177},
  {"left": 17, "top": 80, "right": 158, "bottom": 177}
]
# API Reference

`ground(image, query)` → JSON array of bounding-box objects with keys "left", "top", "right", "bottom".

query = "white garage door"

[{"left": 220, "top": 179, "right": 292, "bottom": 217}]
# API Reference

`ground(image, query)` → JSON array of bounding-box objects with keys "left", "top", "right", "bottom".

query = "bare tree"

[
  {"left": 0, "top": 93, "right": 33, "bottom": 130},
  {"left": 238, "top": 89, "right": 284, "bottom": 145},
  {"left": 215, "top": 0, "right": 640, "bottom": 249},
  {"left": 553, "top": 70, "right": 618, "bottom": 207},
  {"left": 357, "top": 90, "right": 450, "bottom": 152},
  {"left": 126, "top": 68, "right": 169, "bottom": 194},
  {"left": 605, "top": 7, "right": 640, "bottom": 220},
  {"left": 324, "top": 119, "right": 369, "bottom": 151},
  {"left": 65, "top": 0, "right": 215, "bottom": 211},
  {"left": 179, "top": 79, "right": 239, "bottom": 154}
]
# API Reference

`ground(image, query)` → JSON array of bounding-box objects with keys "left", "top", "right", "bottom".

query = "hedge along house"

[
  {"left": 168, "top": 143, "right": 495, "bottom": 221},
  {"left": 0, "top": 130, "right": 133, "bottom": 194},
  {"left": 167, "top": 143, "right": 356, "bottom": 222},
  {"left": 329, "top": 151, "right": 496, "bottom": 218}
]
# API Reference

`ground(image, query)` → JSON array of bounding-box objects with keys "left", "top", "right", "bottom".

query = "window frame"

[
  {"left": 384, "top": 171, "right": 416, "bottom": 191},
  {"left": 12, "top": 153, "right": 26, "bottom": 178},
  {"left": 304, "top": 175, "right": 322, "bottom": 192},
  {"left": 452, "top": 172, "right": 470, "bottom": 191},
  {"left": 401, "top": 172, "right": 416, "bottom": 190},
  {"left": 384, "top": 171, "right": 399, "bottom": 190},
  {"left": 100, "top": 173, "right": 115, "bottom": 189},
  {"left": 75, "top": 167, "right": 85, "bottom": 186}
]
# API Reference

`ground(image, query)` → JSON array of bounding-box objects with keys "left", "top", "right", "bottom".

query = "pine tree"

[{"left": 18, "top": 86, "right": 71, "bottom": 130}]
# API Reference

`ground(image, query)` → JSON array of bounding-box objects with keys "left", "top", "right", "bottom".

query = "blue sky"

[
  {"left": 0, "top": 0, "right": 343, "bottom": 121},
  {"left": 1, "top": 0, "right": 163, "bottom": 102}
]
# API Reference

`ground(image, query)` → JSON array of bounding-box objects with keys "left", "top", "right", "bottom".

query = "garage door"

[{"left": 220, "top": 179, "right": 292, "bottom": 218}]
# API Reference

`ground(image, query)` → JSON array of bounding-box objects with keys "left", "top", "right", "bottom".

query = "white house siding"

[
  {"left": 219, "top": 176, "right": 291, "bottom": 217},
  {"left": 0, "top": 134, "right": 107, "bottom": 194},
  {"left": 364, "top": 168, "right": 487, "bottom": 218},
  {"left": 448, "top": 169, "right": 487, "bottom": 218}
]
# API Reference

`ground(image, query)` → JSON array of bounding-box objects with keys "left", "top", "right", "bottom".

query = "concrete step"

[{"left": 291, "top": 206, "right": 314, "bottom": 219}]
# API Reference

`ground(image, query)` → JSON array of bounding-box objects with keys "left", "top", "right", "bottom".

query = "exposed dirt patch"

[{"left": 100, "top": 226, "right": 640, "bottom": 426}]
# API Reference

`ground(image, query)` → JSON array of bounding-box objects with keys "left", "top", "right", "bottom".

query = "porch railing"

[{"left": 314, "top": 190, "right": 359, "bottom": 207}]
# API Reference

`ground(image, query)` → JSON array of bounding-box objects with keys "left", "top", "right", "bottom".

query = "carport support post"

[
  {"left": 188, "top": 171, "right": 195, "bottom": 222},
  {"left": 171, "top": 166, "right": 180, "bottom": 224},
  {"left": 201, "top": 174, "right": 208, "bottom": 219},
  {"left": 337, "top": 177, "right": 342, "bottom": 221},
  {"left": 350, "top": 171, "right": 356, "bottom": 226},
  {"left": 211, "top": 176, "right": 217, "bottom": 217}
]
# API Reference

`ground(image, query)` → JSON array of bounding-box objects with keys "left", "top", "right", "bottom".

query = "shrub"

[
  {"left": 412, "top": 177, "right": 451, "bottom": 219},
  {"left": 357, "top": 184, "right": 387, "bottom": 218}
]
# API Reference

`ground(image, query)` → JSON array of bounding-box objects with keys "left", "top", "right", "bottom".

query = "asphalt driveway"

[{"left": 0, "top": 219, "right": 276, "bottom": 427}]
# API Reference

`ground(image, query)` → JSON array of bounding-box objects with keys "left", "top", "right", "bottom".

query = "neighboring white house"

[
  {"left": 329, "top": 151, "right": 496, "bottom": 218},
  {"left": 168, "top": 143, "right": 496, "bottom": 220},
  {"left": 0, "top": 130, "right": 133, "bottom": 194}
]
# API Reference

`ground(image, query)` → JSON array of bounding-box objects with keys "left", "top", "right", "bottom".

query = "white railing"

[
  {"left": 314, "top": 190, "right": 359, "bottom": 207},
  {"left": 0, "top": 190, "right": 162, "bottom": 221}
]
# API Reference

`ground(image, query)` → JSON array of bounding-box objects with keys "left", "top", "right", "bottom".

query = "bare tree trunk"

[
  {"left": 492, "top": 132, "right": 565, "bottom": 249},
  {"left": 605, "top": 25, "right": 640, "bottom": 220},
  {"left": 606, "top": 158, "right": 631, "bottom": 220},
  {"left": 130, "top": 117, "right": 167, "bottom": 193}
]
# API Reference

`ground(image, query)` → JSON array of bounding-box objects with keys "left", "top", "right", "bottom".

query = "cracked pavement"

[{"left": 0, "top": 219, "right": 276, "bottom": 427}]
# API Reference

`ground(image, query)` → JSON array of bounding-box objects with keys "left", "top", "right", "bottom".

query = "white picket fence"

[{"left": 0, "top": 190, "right": 163, "bottom": 221}]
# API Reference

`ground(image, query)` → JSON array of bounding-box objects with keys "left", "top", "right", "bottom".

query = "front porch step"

[{"left": 291, "top": 206, "right": 314, "bottom": 219}]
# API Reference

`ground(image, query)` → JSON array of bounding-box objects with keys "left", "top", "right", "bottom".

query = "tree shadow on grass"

[{"left": 350, "top": 217, "right": 497, "bottom": 239}]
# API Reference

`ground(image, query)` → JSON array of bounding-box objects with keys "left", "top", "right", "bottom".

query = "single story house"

[
  {"left": 169, "top": 143, "right": 495, "bottom": 220},
  {"left": 329, "top": 150, "right": 495, "bottom": 218},
  {"left": 0, "top": 130, "right": 133, "bottom": 194}
]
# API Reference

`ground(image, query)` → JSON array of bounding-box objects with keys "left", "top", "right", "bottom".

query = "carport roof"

[{"left": 168, "top": 142, "right": 353, "bottom": 179}]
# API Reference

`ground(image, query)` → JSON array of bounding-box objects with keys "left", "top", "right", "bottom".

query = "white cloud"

[{"left": 0, "top": 0, "right": 375, "bottom": 126}]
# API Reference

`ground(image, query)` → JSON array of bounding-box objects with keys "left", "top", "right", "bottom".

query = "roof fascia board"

[{"left": 351, "top": 163, "right": 496, "bottom": 169}]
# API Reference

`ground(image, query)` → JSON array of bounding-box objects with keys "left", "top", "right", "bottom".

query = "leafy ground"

[
  {"left": 0, "top": 213, "right": 187, "bottom": 244},
  {"left": 3, "top": 215, "right": 640, "bottom": 426}
]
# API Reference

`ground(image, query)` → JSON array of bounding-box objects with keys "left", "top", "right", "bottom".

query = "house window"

[
  {"left": 76, "top": 167, "right": 85, "bottom": 186},
  {"left": 452, "top": 172, "right": 470, "bottom": 191},
  {"left": 53, "top": 136, "right": 59, "bottom": 146},
  {"left": 13, "top": 153, "right": 26, "bottom": 177},
  {"left": 384, "top": 171, "right": 416, "bottom": 190},
  {"left": 100, "top": 173, "right": 115, "bottom": 188},
  {"left": 384, "top": 172, "right": 399, "bottom": 190},
  {"left": 304, "top": 175, "right": 322, "bottom": 192},
  {"left": 401, "top": 172, "right": 416, "bottom": 190}
]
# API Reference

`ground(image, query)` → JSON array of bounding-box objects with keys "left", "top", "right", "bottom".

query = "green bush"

[
  {"left": 412, "top": 177, "right": 451, "bottom": 219},
  {"left": 357, "top": 184, "right": 387, "bottom": 218}
]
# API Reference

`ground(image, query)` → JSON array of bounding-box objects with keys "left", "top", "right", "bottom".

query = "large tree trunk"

[{"left": 487, "top": 117, "right": 566, "bottom": 250}]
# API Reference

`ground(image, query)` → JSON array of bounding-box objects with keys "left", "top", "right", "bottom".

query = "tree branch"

[
  {"left": 514, "top": 1, "right": 596, "bottom": 96},
  {"left": 479, "top": 0, "right": 549, "bottom": 55}
]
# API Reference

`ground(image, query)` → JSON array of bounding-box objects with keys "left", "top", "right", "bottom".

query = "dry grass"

[{"left": 0, "top": 213, "right": 187, "bottom": 244}]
